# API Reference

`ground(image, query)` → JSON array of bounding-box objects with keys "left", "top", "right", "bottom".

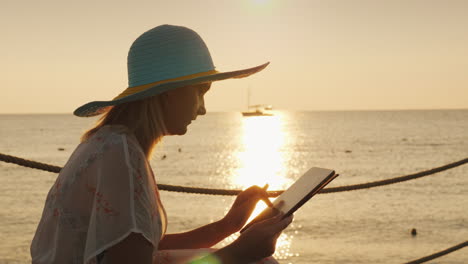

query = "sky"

[{"left": 1, "top": 0, "right": 467, "bottom": 113}]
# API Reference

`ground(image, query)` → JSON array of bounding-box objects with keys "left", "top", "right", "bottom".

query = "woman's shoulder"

[
  {"left": 72, "top": 125, "right": 140, "bottom": 164},
  {"left": 96, "top": 125, "right": 146, "bottom": 158},
  {"left": 86, "top": 125, "right": 136, "bottom": 147},
  {"left": 93, "top": 124, "right": 132, "bottom": 140},
  {"left": 69, "top": 125, "right": 146, "bottom": 172}
]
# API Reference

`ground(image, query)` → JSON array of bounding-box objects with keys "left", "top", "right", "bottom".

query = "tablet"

[{"left": 240, "top": 167, "right": 338, "bottom": 232}]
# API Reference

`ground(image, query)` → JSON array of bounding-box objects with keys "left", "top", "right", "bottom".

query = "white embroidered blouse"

[{"left": 31, "top": 125, "right": 167, "bottom": 264}]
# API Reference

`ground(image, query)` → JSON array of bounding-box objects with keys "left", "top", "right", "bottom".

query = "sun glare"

[
  {"left": 221, "top": 113, "right": 296, "bottom": 259},
  {"left": 231, "top": 113, "right": 294, "bottom": 232},
  {"left": 246, "top": 0, "right": 276, "bottom": 15},
  {"left": 253, "top": 0, "right": 269, "bottom": 4},
  {"left": 231, "top": 115, "right": 292, "bottom": 190}
]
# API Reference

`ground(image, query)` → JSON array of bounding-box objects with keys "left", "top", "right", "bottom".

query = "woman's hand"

[
  {"left": 222, "top": 185, "right": 273, "bottom": 233},
  {"left": 214, "top": 211, "right": 294, "bottom": 264}
]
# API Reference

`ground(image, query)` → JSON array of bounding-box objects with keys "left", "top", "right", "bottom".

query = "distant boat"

[
  {"left": 242, "top": 105, "right": 273, "bottom": 116},
  {"left": 241, "top": 87, "right": 273, "bottom": 117}
]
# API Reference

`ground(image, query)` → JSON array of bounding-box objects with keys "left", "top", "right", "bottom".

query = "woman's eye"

[
  {"left": 199, "top": 87, "right": 209, "bottom": 95},
  {"left": 194, "top": 83, "right": 210, "bottom": 96}
]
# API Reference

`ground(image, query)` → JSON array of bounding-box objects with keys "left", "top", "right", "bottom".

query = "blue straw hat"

[{"left": 74, "top": 24, "right": 269, "bottom": 117}]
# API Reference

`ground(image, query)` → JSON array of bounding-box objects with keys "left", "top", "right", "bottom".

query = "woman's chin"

[{"left": 167, "top": 127, "right": 188, "bottom": 136}]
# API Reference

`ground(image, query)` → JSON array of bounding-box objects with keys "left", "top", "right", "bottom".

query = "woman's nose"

[
  {"left": 197, "top": 97, "right": 206, "bottom": 115},
  {"left": 197, "top": 104, "right": 206, "bottom": 115}
]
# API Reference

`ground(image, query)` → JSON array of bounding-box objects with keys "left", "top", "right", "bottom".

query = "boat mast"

[{"left": 247, "top": 86, "right": 251, "bottom": 110}]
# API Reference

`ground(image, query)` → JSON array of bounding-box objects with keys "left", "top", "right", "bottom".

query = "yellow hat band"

[{"left": 113, "top": 69, "right": 219, "bottom": 101}]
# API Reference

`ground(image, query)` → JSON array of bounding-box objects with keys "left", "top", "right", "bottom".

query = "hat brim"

[{"left": 73, "top": 62, "right": 269, "bottom": 117}]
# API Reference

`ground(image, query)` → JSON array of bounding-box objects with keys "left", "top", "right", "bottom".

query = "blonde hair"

[{"left": 80, "top": 95, "right": 167, "bottom": 159}]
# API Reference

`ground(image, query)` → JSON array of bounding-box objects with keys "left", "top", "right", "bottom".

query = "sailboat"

[{"left": 241, "top": 87, "right": 273, "bottom": 116}]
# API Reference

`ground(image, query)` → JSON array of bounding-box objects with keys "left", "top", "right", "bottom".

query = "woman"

[{"left": 31, "top": 24, "right": 293, "bottom": 264}]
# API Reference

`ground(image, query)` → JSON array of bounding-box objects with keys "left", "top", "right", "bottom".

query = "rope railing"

[
  {"left": 403, "top": 240, "right": 468, "bottom": 264},
  {"left": 1, "top": 152, "right": 467, "bottom": 263},
  {"left": 1, "top": 153, "right": 467, "bottom": 197}
]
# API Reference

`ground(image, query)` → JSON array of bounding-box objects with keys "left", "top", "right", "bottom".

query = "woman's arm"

[
  {"left": 158, "top": 218, "right": 234, "bottom": 250},
  {"left": 103, "top": 233, "right": 153, "bottom": 264},
  {"left": 193, "top": 213, "right": 294, "bottom": 264},
  {"left": 159, "top": 185, "right": 273, "bottom": 250},
  {"left": 103, "top": 212, "right": 293, "bottom": 264}
]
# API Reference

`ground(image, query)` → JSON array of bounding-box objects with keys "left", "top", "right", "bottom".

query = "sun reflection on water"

[
  {"left": 232, "top": 114, "right": 293, "bottom": 190},
  {"left": 224, "top": 113, "right": 296, "bottom": 260}
]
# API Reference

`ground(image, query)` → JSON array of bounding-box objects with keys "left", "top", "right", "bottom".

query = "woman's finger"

[
  {"left": 257, "top": 210, "right": 284, "bottom": 225},
  {"left": 235, "top": 185, "right": 261, "bottom": 203},
  {"left": 261, "top": 184, "right": 274, "bottom": 207},
  {"left": 265, "top": 214, "right": 293, "bottom": 234},
  {"left": 241, "top": 185, "right": 273, "bottom": 207},
  {"left": 275, "top": 200, "right": 285, "bottom": 209}
]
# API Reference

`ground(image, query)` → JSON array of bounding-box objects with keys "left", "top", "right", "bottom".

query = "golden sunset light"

[
  {"left": 231, "top": 114, "right": 293, "bottom": 190},
  {"left": 2, "top": 1, "right": 467, "bottom": 264},
  {"left": 252, "top": 0, "right": 270, "bottom": 5}
]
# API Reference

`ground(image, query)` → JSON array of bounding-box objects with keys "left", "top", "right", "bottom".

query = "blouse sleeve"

[{"left": 83, "top": 132, "right": 163, "bottom": 263}]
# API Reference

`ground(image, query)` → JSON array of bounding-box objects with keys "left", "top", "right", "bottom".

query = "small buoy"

[
  {"left": 411, "top": 228, "right": 417, "bottom": 236},
  {"left": 161, "top": 154, "right": 167, "bottom": 160},
  {"left": 58, "top": 148, "right": 65, "bottom": 151},
  {"left": 178, "top": 148, "right": 182, "bottom": 153},
  {"left": 345, "top": 150, "right": 352, "bottom": 153}
]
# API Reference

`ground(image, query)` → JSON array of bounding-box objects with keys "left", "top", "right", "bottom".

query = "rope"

[
  {"left": 1, "top": 153, "right": 467, "bottom": 197},
  {"left": 403, "top": 240, "right": 468, "bottom": 264},
  {"left": 1, "top": 152, "right": 467, "bottom": 262},
  {"left": 0, "top": 153, "right": 62, "bottom": 173}
]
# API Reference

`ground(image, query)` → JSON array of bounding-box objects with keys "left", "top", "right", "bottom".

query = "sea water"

[{"left": 0, "top": 110, "right": 467, "bottom": 264}]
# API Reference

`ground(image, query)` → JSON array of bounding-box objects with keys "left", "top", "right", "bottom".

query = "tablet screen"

[
  {"left": 273, "top": 167, "right": 336, "bottom": 216},
  {"left": 240, "top": 167, "right": 336, "bottom": 232}
]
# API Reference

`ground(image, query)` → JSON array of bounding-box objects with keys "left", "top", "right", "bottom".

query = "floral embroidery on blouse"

[{"left": 85, "top": 183, "right": 119, "bottom": 216}]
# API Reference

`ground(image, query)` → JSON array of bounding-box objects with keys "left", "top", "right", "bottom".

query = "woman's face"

[{"left": 162, "top": 83, "right": 211, "bottom": 135}]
